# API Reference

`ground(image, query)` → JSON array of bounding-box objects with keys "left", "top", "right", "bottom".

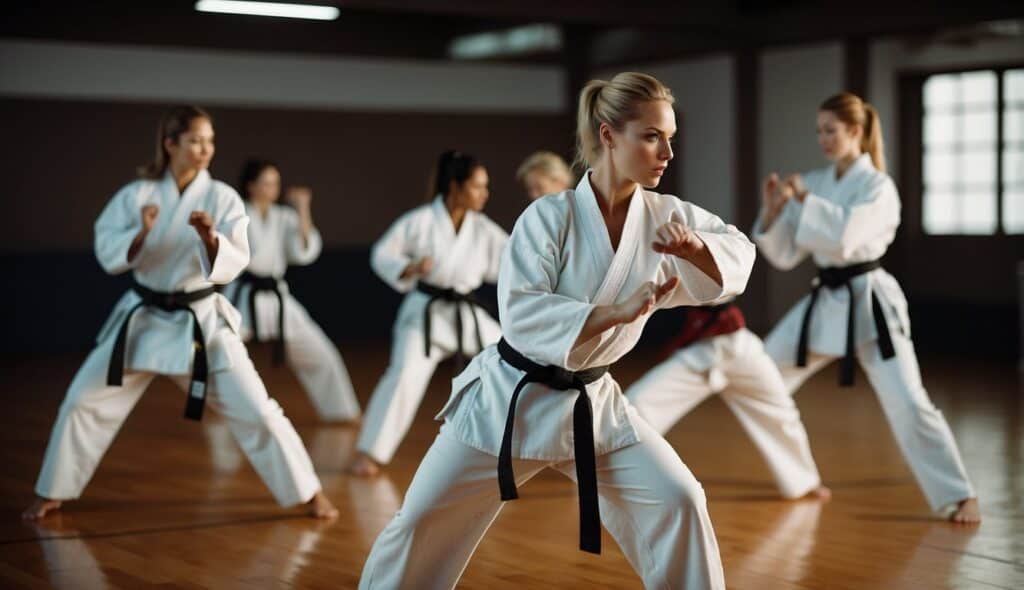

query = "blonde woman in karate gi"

[
  {"left": 517, "top": 150, "right": 573, "bottom": 201},
  {"left": 348, "top": 151, "right": 507, "bottom": 476},
  {"left": 22, "top": 106, "right": 337, "bottom": 521},
  {"left": 223, "top": 159, "right": 361, "bottom": 423},
  {"left": 359, "top": 72, "right": 756, "bottom": 590},
  {"left": 754, "top": 92, "right": 980, "bottom": 523}
]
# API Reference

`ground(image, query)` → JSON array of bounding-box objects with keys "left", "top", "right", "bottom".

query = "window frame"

[{"left": 900, "top": 63, "right": 1024, "bottom": 238}]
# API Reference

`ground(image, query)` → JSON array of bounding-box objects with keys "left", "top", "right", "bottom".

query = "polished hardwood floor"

[{"left": 0, "top": 342, "right": 1020, "bottom": 589}]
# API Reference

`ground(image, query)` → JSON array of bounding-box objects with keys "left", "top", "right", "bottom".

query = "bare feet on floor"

[
  {"left": 950, "top": 497, "right": 980, "bottom": 524},
  {"left": 22, "top": 497, "right": 62, "bottom": 520},
  {"left": 347, "top": 453, "right": 381, "bottom": 477},
  {"left": 307, "top": 491, "right": 339, "bottom": 520},
  {"left": 805, "top": 485, "right": 832, "bottom": 501}
]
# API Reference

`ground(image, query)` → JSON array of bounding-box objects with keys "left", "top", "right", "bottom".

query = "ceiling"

[{"left": 3, "top": 0, "right": 1022, "bottom": 68}]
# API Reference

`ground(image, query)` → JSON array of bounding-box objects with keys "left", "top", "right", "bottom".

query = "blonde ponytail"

[{"left": 861, "top": 103, "right": 886, "bottom": 173}]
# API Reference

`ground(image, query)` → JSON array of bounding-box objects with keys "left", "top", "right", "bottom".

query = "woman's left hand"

[
  {"left": 784, "top": 174, "right": 808, "bottom": 203},
  {"left": 286, "top": 186, "right": 313, "bottom": 212},
  {"left": 652, "top": 215, "right": 706, "bottom": 259}
]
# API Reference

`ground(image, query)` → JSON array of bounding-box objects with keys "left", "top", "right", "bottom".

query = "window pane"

[
  {"left": 959, "top": 190, "right": 998, "bottom": 234},
  {"left": 923, "top": 189, "right": 957, "bottom": 234},
  {"left": 924, "top": 151, "right": 955, "bottom": 185},
  {"left": 961, "top": 151, "right": 996, "bottom": 184},
  {"left": 924, "top": 111, "right": 956, "bottom": 145},
  {"left": 961, "top": 71, "right": 997, "bottom": 105},
  {"left": 962, "top": 110, "right": 997, "bottom": 144},
  {"left": 1003, "top": 149, "right": 1024, "bottom": 184},
  {"left": 924, "top": 74, "right": 957, "bottom": 109},
  {"left": 1005, "top": 69, "right": 1024, "bottom": 103},
  {"left": 1003, "top": 187, "right": 1024, "bottom": 234},
  {"left": 1005, "top": 108, "right": 1024, "bottom": 143}
]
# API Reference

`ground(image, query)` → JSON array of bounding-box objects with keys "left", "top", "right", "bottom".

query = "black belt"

[
  {"left": 232, "top": 271, "right": 285, "bottom": 365},
  {"left": 106, "top": 281, "right": 217, "bottom": 421},
  {"left": 796, "top": 259, "right": 896, "bottom": 386},
  {"left": 416, "top": 281, "right": 485, "bottom": 369},
  {"left": 496, "top": 338, "right": 611, "bottom": 554}
]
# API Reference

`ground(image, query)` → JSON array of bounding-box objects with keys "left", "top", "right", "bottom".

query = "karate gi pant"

[
  {"left": 34, "top": 334, "right": 322, "bottom": 508},
  {"left": 358, "top": 419, "right": 725, "bottom": 590},
  {"left": 356, "top": 314, "right": 501, "bottom": 464},
  {"left": 625, "top": 329, "right": 822, "bottom": 499},
  {"left": 244, "top": 293, "right": 361, "bottom": 422},
  {"left": 764, "top": 326, "right": 975, "bottom": 511}
]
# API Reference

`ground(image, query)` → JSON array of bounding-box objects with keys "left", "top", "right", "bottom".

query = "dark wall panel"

[{"left": 0, "top": 97, "right": 574, "bottom": 252}]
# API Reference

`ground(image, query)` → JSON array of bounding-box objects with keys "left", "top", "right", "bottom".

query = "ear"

[
  {"left": 599, "top": 122, "right": 615, "bottom": 150},
  {"left": 849, "top": 123, "right": 864, "bottom": 142},
  {"left": 163, "top": 136, "right": 177, "bottom": 154}
]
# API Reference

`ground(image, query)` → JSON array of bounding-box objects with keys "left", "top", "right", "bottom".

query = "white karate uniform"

[
  {"left": 625, "top": 324, "right": 822, "bottom": 499},
  {"left": 360, "top": 173, "right": 756, "bottom": 590},
  {"left": 34, "top": 170, "right": 322, "bottom": 508},
  {"left": 223, "top": 202, "right": 361, "bottom": 421},
  {"left": 753, "top": 153, "right": 975, "bottom": 511},
  {"left": 356, "top": 196, "right": 507, "bottom": 464}
]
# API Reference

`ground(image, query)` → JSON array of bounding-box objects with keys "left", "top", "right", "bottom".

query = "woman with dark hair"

[
  {"left": 223, "top": 159, "right": 361, "bottom": 423},
  {"left": 754, "top": 92, "right": 979, "bottom": 523},
  {"left": 348, "top": 150, "right": 507, "bottom": 476},
  {"left": 22, "top": 106, "right": 336, "bottom": 521}
]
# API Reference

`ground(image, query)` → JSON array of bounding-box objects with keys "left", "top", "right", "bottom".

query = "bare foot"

[
  {"left": 306, "top": 491, "right": 339, "bottom": 520},
  {"left": 805, "top": 485, "right": 832, "bottom": 501},
  {"left": 949, "top": 497, "right": 981, "bottom": 524},
  {"left": 22, "top": 497, "right": 62, "bottom": 520},
  {"left": 347, "top": 453, "right": 381, "bottom": 477}
]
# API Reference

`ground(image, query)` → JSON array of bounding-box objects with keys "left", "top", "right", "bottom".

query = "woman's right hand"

[
  {"left": 762, "top": 172, "right": 780, "bottom": 209},
  {"left": 759, "top": 172, "right": 791, "bottom": 230},
  {"left": 140, "top": 204, "right": 159, "bottom": 233},
  {"left": 573, "top": 277, "right": 680, "bottom": 347},
  {"left": 615, "top": 277, "right": 679, "bottom": 324},
  {"left": 401, "top": 256, "right": 434, "bottom": 280},
  {"left": 128, "top": 204, "right": 159, "bottom": 263}
]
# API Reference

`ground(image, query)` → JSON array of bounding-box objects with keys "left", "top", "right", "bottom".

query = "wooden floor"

[{"left": 0, "top": 342, "right": 1020, "bottom": 589}]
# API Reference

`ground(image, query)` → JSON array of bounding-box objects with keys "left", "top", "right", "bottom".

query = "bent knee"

[{"left": 652, "top": 470, "right": 708, "bottom": 513}]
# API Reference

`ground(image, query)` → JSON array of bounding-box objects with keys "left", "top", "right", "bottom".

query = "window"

[{"left": 921, "top": 67, "right": 1023, "bottom": 235}]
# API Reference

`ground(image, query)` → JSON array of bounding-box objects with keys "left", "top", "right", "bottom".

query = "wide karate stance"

[
  {"left": 625, "top": 299, "right": 829, "bottom": 501},
  {"left": 23, "top": 106, "right": 336, "bottom": 521},
  {"left": 753, "top": 92, "right": 980, "bottom": 524},
  {"left": 359, "top": 72, "right": 755, "bottom": 590},
  {"left": 224, "top": 159, "right": 361, "bottom": 423},
  {"left": 349, "top": 151, "right": 508, "bottom": 476}
]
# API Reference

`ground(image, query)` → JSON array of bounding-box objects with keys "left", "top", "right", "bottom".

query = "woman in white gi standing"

[
  {"left": 359, "top": 72, "right": 755, "bottom": 590},
  {"left": 624, "top": 299, "right": 829, "bottom": 501},
  {"left": 22, "top": 106, "right": 336, "bottom": 520},
  {"left": 754, "top": 92, "right": 980, "bottom": 523},
  {"left": 224, "top": 159, "right": 361, "bottom": 423},
  {"left": 348, "top": 151, "right": 507, "bottom": 476}
]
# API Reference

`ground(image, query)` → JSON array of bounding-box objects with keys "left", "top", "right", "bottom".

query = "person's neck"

[
  {"left": 170, "top": 163, "right": 200, "bottom": 194},
  {"left": 834, "top": 150, "right": 862, "bottom": 179},
  {"left": 445, "top": 196, "right": 467, "bottom": 232},
  {"left": 252, "top": 198, "right": 272, "bottom": 217},
  {"left": 589, "top": 164, "right": 636, "bottom": 217}
]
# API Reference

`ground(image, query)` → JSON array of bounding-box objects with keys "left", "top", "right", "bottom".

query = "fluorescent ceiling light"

[
  {"left": 195, "top": 1, "right": 340, "bottom": 21},
  {"left": 450, "top": 24, "right": 562, "bottom": 60}
]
